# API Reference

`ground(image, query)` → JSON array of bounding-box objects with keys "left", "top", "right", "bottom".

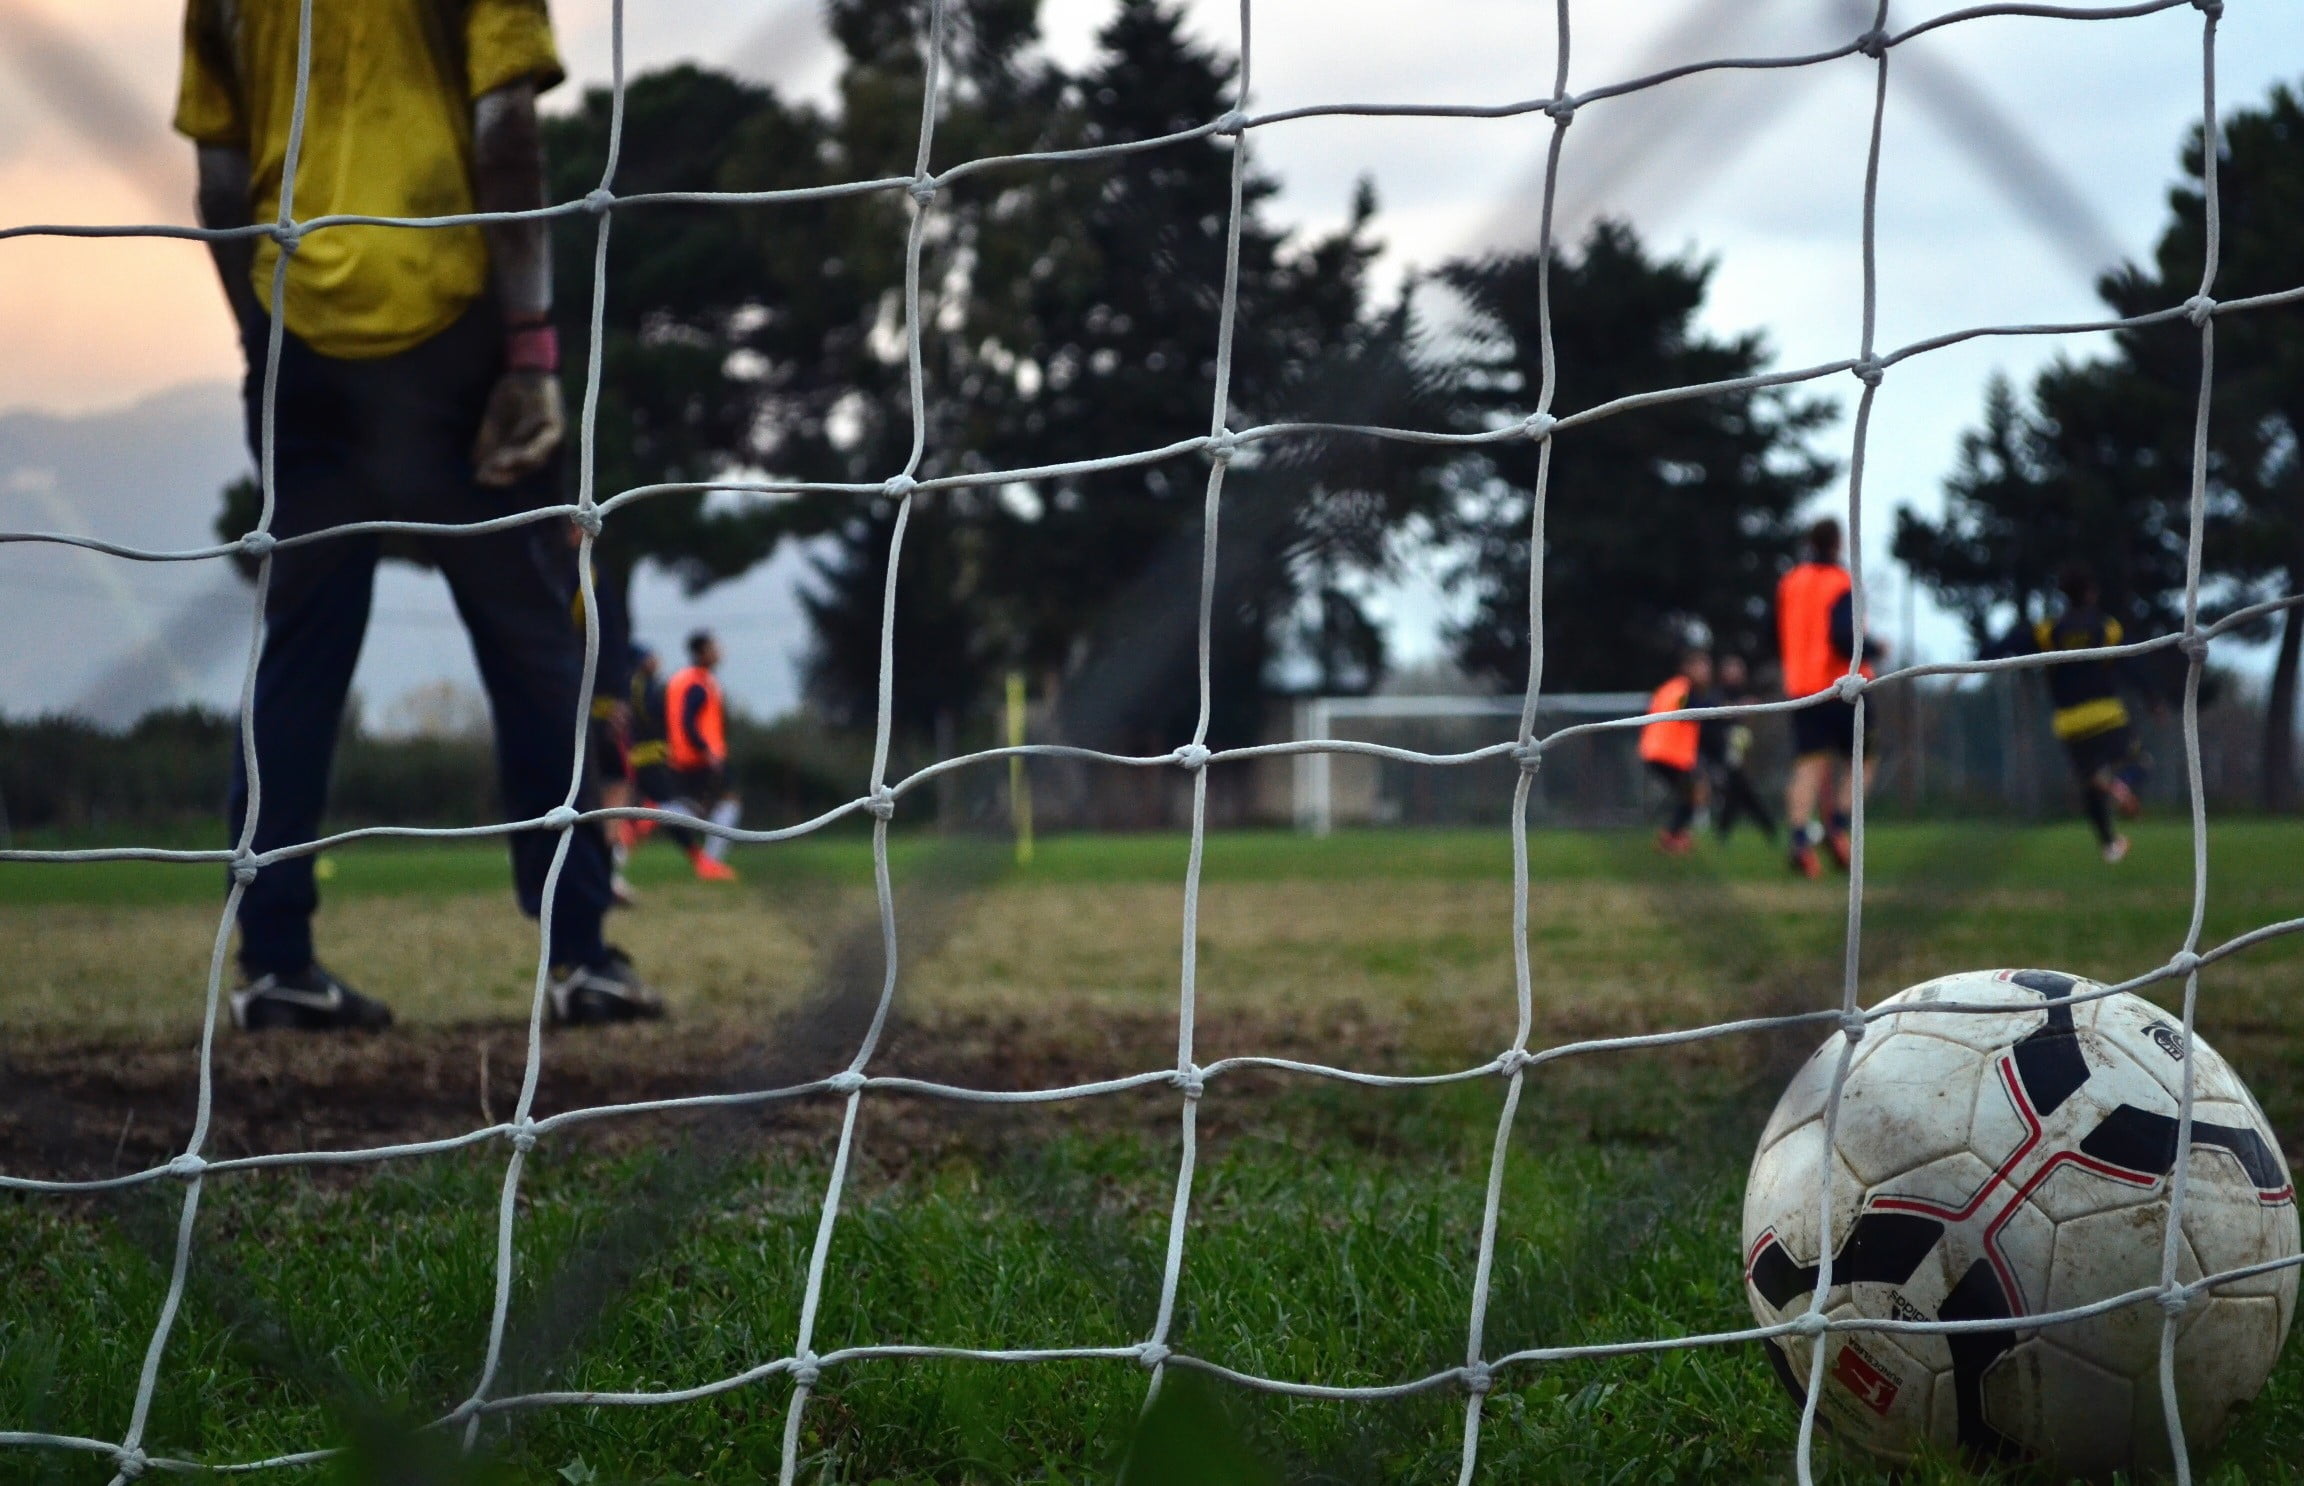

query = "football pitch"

[{"left": 3, "top": 822, "right": 2301, "bottom": 1482}]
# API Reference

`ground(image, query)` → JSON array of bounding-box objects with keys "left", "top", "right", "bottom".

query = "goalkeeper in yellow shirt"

[{"left": 178, "top": 0, "right": 661, "bottom": 1029}]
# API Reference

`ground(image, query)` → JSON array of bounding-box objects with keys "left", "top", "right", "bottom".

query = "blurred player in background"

[
  {"left": 1639, "top": 648, "right": 1713, "bottom": 855},
  {"left": 1705, "top": 652, "right": 1776, "bottom": 843},
  {"left": 1991, "top": 562, "right": 2150, "bottom": 864},
  {"left": 626, "top": 644, "right": 707, "bottom": 868},
  {"left": 568, "top": 525, "right": 639, "bottom": 905},
  {"left": 1776, "top": 518, "right": 1883, "bottom": 879},
  {"left": 180, "top": 0, "right": 662, "bottom": 1028},
  {"left": 664, "top": 629, "right": 743, "bottom": 882}
]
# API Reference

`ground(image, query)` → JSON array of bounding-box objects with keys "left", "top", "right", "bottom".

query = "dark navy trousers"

[{"left": 227, "top": 303, "right": 613, "bottom": 975}]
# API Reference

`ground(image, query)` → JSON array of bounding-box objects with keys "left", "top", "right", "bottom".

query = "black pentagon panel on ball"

[
  {"left": 2078, "top": 1105, "right": 2290, "bottom": 1192},
  {"left": 2008, "top": 973, "right": 2091, "bottom": 1116},
  {"left": 1748, "top": 1211, "right": 1947, "bottom": 1310},
  {"left": 1937, "top": 1258, "right": 2022, "bottom": 1459}
]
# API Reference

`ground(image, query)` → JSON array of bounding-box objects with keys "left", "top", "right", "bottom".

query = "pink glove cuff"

[{"left": 505, "top": 324, "right": 559, "bottom": 373}]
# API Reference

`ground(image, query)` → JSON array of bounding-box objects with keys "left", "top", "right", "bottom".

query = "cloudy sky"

[{"left": 1, "top": 0, "right": 2298, "bottom": 725}]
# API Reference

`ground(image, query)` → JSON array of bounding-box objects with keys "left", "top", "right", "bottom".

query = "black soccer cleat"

[
  {"left": 230, "top": 963, "right": 395, "bottom": 1032},
  {"left": 546, "top": 946, "right": 665, "bottom": 1027}
]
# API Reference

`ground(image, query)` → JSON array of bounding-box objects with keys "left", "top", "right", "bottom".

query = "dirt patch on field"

[{"left": 0, "top": 1001, "right": 1472, "bottom": 1185}]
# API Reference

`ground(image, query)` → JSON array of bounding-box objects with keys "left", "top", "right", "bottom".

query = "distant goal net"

[{"left": 1291, "top": 692, "right": 1654, "bottom": 832}]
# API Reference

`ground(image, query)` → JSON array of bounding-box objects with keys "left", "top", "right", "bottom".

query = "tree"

[
  {"left": 546, "top": 0, "right": 1068, "bottom": 688},
  {"left": 1891, "top": 365, "right": 2195, "bottom": 650},
  {"left": 799, "top": 0, "right": 1443, "bottom": 750},
  {"left": 1899, "top": 81, "right": 2304, "bottom": 807},
  {"left": 2100, "top": 82, "right": 2304, "bottom": 809},
  {"left": 1437, "top": 221, "right": 1839, "bottom": 692},
  {"left": 542, "top": 64, "right": 847, "bottom": 629}
]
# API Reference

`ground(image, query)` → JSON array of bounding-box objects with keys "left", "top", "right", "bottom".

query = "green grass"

[
  {"left": 6, "top": 816, "right": 2302, "bottom": 902},
  {"left": 5, "top": 822, "right": 2303, "bottom": 1481},
  {"left": 7, "top": 1085, "right": 2299, "bottom": 1484}
]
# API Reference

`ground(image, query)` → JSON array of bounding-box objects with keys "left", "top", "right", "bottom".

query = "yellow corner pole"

[{"left": 1006, "top": 670, "right": 1034, "bottom": 866}]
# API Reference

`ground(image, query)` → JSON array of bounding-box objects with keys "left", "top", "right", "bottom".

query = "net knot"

[
  {"left": 1511, "top": 740, "right": 1543, "bottom": 774},
  {"left": 1205, "top": 429, "right": 1240, "bottom": 463},
  {"left": 166, "top": 1153, "right": 207, "bottom": 1180},
  {"left": 2183, "top": 294, "right": 2217, "bottom": 326},
  {"left": 1790, "top": 1310, "right": 1829, "bottom": 1338},
  {"left": 508, "top": 1121, "right": 539, "bottom": 1153},
  {"left": 542, "top": 805, "right": 580, "bottom": 831},
  {"left": 1852, "top": 356, "right": 1885, "bottom": 387},
  {"left": 2158, "top": 1284, "right": 2194, "bottom": 1317},
  {"left": 908, "top": 176, "right": 938, "bottom": 206},
  {"left": 114, "top": 1447, "right": 150, "bottom": 1480},
  {"left": 2168, "top": 949, "right": 2201, "bottom": 978},
  {"left": 231, "top": 853, "right": 261, "bottom": 885},
  {"left": 1172, "top": 1066, "right": 1207, "bottom": 1099},
  {"left": 1173, "top": 743, "right": 1211, "bottom": 772},
  {"left": 1496, "top": 1048, "right": 1533, "bottom": 1077},
  {"left": 1520, "top": 411, "right": 1556, "bottom": 442},
  {"left": 1854, "top": 28, "right": 1890, "bottom": 59},
  {"left": 791, "top": 1353, "right": 823, "bottom": 1388},
  {"left": 2179, "top": 631, "right": 2210, "bottom": 661},
  {"left": 1214, "top": 109, "right": 1247, "bottom": 137},
  {"left": 238, "top": 529, "right": 277, "bottom": 559},
  {"left": 2190, "top": 0, "right": 2223, "bottom": 16},
  {"left": 864, "top": 787, "right": 898, "bottom": 821},
  {"left": 1838, "top": 1010, "right": 1868, "bottom": 1042},
  {"left": 1136, "top": 1341, "right": 1172, "bottom": 1370},
  {"left": 1542, "top": 96, "right": 1576, "bottom": 124},
  {"left": 882, "top": 473, "right": 918, "bottom": 500},
  {"left": 583, "top": 187, "right": 615, "bottom": 215},
  {"left": 1462, "top": 1361, "right": 1494, "bottom": 1395},
  {"left": 826, "top": 1069, "right": 866, "bottom": 1095},
  {"left": 271, "top": 221, "right": 303, "bottom": 255},
  {"left": 1833, "top": 672, "right": 1867, "bottom": 703},
  {"left": 570, "top": 504, "right": 604, "bottom": 536}
]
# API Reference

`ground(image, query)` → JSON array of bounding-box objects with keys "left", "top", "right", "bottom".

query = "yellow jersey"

[{"left": 174, "top": 0, "right": 563, "bottom": 359}]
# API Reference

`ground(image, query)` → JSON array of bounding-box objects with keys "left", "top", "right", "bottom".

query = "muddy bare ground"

[{"left": 0, "top": 1003, "right": 1447, "bottom": 1185}]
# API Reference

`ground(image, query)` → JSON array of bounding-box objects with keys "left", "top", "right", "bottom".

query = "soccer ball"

[{"left": 1742, "top": 969, "right": 2297, "bottom": 1475}]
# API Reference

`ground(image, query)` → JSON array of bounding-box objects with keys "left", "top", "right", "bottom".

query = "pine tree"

[
  {"left": 800, "top": 0, "right": 1440, "bottom": 751},
  {"left": 1900, "top": 81, "right": 2304, "bottom": 806},
  {"left": 1438, "top": 221, "right": 1838, "bottom": 692}
]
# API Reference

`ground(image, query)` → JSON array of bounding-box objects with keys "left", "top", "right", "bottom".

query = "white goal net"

[{"left": 4, "top": 1, "right": 2302, "bottom": 1483}]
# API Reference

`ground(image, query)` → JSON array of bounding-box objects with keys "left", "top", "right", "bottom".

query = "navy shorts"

[{"left": 1790, "top": 698, "right": 1878, "bottom": 759}]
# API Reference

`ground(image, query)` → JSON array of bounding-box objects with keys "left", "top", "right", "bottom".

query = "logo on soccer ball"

[
  {"left": 1831, "top": 1342, "right": 1902, "bottom": 1415},
  {"left": 2143, "top": 1018, "right": 2186, "bottom": 1061}
]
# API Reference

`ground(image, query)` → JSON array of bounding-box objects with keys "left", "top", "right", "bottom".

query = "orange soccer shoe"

[{"left": 689, "top": 850, "right": 739, "bottom": 883}]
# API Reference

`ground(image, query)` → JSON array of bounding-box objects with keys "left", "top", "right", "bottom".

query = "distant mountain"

[
  {"left": 0, "top": 381, "right": 808, "bottom": 729},
  {"left": 0, "top": 382, "right": 253, "bottom": 725}
]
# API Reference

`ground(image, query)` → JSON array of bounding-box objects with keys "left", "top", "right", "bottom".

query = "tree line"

[
  {"left": 205, "top": 0, "right": 2300, "bottom": 807},
  {"left": 523, "top": 0, "right": 1831, "bottom": 755}
]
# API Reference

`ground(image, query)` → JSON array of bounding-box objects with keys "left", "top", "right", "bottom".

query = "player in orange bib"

[
  {"left": 1775, "top": 518, "right": 1884, "bottom": 878},
  {"left": 1639, "top": 648, "right": 1714, "bottom": 855},
  {"left": 663, "top": 630, "right": 743, "bottom": 881}
]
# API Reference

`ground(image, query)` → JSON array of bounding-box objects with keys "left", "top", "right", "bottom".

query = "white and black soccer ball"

[{"left": 1742, "top": 969, "right": 2298, "bottom": 1475}]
